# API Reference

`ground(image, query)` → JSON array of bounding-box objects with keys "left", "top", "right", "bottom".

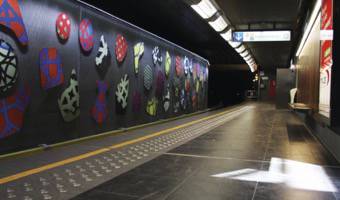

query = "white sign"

[
  {"left": 320, "top": 30, "right": 333, "bottom": 41},
  {"left": 233, "top": 31, "right": 291, "bottom": 42}
]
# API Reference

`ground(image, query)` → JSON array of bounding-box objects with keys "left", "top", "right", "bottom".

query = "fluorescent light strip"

[
  {"left": 190, "top": 0, "right": 256, "bottom": 72},
  {"left": 236, "top": 45, "right": 245, "bottom": 53},
  {"left": 252, "top": 65, "right": 257, "bottom": 72},
  {"left": 249, "top": 65, "right": 255, "bottom": 72},
  {"left": 220, "top": 29, "right": 232, "bottom": 41},
  {"left": 228, "top": 41, "right": 242, "bottom": 48},
  {"left": 209, "top": 15, "right": 228, "bottom": 32},
  {"left": 191, "top": 0, "right": 218, "bottom": 19},
  {"left": 244, "top": 55, "right": 252, "bottom": 61},
  {"left": 240, "top": 50, "right": 249, "bottom": 57},
  {"left": 247, "top": 61, "right": 254, "bottom": 65},
  {"left": 247, "top": 61, "right": 255, "bottom": 66},
  {"left": 295, "top": 0, "right": 321, "bottom": 57}
]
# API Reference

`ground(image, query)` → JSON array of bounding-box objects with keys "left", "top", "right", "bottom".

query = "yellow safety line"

[{"left": 0, "top": 107, "right": 246, "bottom": 184}]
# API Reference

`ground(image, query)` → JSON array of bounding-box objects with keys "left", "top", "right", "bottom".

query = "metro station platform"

[{"left": 0, "top": 103, "right": 339, "bottom": 200}]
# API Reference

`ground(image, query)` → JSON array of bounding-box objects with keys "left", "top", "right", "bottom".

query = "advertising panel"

[{"left": 319, "top": 0, "right": 333, "bottom": 118}]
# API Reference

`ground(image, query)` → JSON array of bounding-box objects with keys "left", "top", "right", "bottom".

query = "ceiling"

[
  {"left": 216, "top": 0, "right": 303, "bottom": 69},
  {"left": 81, "top": 0, "right": 312, "bottom": 71}
]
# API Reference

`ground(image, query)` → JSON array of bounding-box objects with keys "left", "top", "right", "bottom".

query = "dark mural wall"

[{"left": 0, "top": 0, "right": 209, "bottom": 154}]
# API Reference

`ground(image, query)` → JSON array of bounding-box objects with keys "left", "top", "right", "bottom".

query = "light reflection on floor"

[{"left": 212, "top": 157, "right": 338, "bottom": 193}]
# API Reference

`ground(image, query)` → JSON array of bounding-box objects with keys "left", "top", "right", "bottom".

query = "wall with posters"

[
  {"left": 295, "top": 0, "right": 340, "bottom": 161},
  {"left": 319, "top": 0, "right": 333, "bottom": 118},
  {"left": 296, "top": 0, "right": 335, "bottom": 117},
  {"left": 0, "top": 0, "right": 209, "bottom": 154}
]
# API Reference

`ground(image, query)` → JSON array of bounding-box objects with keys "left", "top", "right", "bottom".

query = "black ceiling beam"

[{"left": 234, "top": 21, "right": 293, "bottom": 31}]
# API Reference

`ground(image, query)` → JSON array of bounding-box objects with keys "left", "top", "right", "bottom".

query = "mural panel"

[{"left": 0, "top": 0, "right": 209, "bottom": 154}]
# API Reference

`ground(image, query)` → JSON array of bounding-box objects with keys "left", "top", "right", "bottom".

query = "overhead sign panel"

[{"left": 232, "top": 31, "right": 291, "bottom": 42}]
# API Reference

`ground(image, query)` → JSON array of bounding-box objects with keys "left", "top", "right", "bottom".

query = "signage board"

[{"left": 232, "top": 31, "right": 291, "bottom": 42}]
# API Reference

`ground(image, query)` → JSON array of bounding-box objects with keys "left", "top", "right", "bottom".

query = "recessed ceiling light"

[
  {"left": 240, "top": 50, "right": 249, "bottom": 58},
  {"left": 228, "top": 41, "right": 242, "bottom": 48},
  {"left": 220, "top": 29, "right": 232, "bottom": 41},
  {"left": 191, "top": 0, "right": 218, "bottom": 19},
  {"left": 236, "top": 45, "right": 246, "bottom": 53},
  {"left": 209, "top": 15, "right": 228, "bottom": 32}
]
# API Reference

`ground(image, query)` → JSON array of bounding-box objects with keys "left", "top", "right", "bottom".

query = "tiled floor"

[
  {"left": 74, "top": 103, "right": 340, "bottom": 200},
  {"left": 0, "top": 104, "right": 251, "bottom": 199},
  {"left": 1, "top": 103, "right": 339, "bottom": 200}
]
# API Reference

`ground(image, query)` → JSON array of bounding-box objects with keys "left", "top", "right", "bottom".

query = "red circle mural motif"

[
  {"left": 56, "top": 13, "right": 71, "bottom": 40},
  {"left": 115, "top": 34, "right": 128, "bottom": 63},
  {"left": 79, "top": 19, "right": 94, "bottom": 52}
]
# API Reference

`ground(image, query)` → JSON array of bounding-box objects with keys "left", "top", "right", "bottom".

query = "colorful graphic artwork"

[
  {"left": 189, "top": 60, "right": 193, "bottom": 74},
  {"left": 173, "top": 101, "right": 180, "bottom": 113},
  {"left": 134, "top": 42, "right": 144, "bottom": 74},
  {"left": 156, "top": 70, "right": 165, "bottom": 97},
  {"left": 143, "top": 65, "right": 153, "bottom": 90},
  {"left": 0, "top": 0, "right": 28, "bottom": 46},
  {"left": 39, "top": 48, "right": 64, "bottom": 90},
  {"left": 91, "top": 81, "right": 108, "bottom": 124},
  {"left": 56, "top": 13, "right": 71, "bottom": 41},
  {"left": 196, "top": 64, "right": 201, "bottom": 79},
  {"left": 115, "top": 34, "right": 128, "bottom": 63},
  {"left": 195, "top": 80, "right": 200, "bottom": 93},
  {"left": 58, "top": 69, "right": 79, "bottom": 122},
  {"left": 95, "top": 35, "right": 108, "bottom": 68},
  {"left": 0, "top": 84, "right": 30, "bottom": 139},
  {"left": 183, "top": 56, "right": 190, "bottom": 76},
  {"left": 192, "top": 91, "right": 197, "bottom": 109},
  {"left": 163, "top": 83, "right": 170, "bottom": 112},
  {"left": 165, "top": 51, "right": 171, "bottom": 78},
  {"left": 185, "top": 78, "right": 190, "bottom": 93},
  {"left": 193, "top": 63, "right": 198, "bottom": 81},
  {"left": 0, "top": 39, "right": 18, "bottom": 94},
  {"left": 152, "top": 46, "right": 162, "bottom": 65},
  {"left": 204, "top": 67, "right": 209, "bottom": 82},
  {"left": 79, "top": 19, "right": 94, "bottom": 52},
  {"left": 175, "top": 56, "right": 182, "bottom": 77},
  {"left": 132, "top": 91, "right": 141, "bottom": 112},
  {"left": 116, "top": 74, "right": 129, "bottom": 110},
  {"left": 173, "top": 77, "right": 180, "bottom": 97},
  {"left": 199, "top": 67, "right": 204, "bottom": 82},
  {"left": 146, "top": 98, "right": 157, "bottom": 116},
  {"left": 180, "top": 89, "right": 186, "bottom": 110}
]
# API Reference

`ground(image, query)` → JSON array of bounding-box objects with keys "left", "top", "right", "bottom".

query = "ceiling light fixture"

[
  {"left": 220, "top": 29, "right": 232, "bottom": 41},
  {"left": 188, "top": 0, "right": 257, "bottom": 73},
  {"left": 208, "top": 15, "right": 228, "bottom": 32},
  {"left": 240, "top": 50, "right": 249, "bottom": 58},
  {"left": 249, "top": 65, "right": 255, "bottom": 72},
  {"left": 244, "top": 55, "right": 252, "bottom": 61},
  {"left": 236, "top": 45, "right": 246, "bottom": 53},
  {"left": 247, "top": 61, "right": 256, "bottom": 66},
  {"left": 191, "top": 0, "right": 218, "bottom": 19},
  {"left": 295, "top": 0, "right": 321, "bottom": 57},
  {"left": 228, "top": 41, "right": 242, "bottom": 48}
]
